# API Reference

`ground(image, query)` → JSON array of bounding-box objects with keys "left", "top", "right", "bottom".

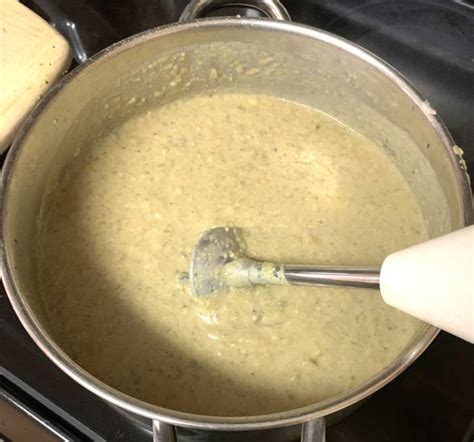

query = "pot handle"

[
  {"left": 153, "top": 420, "right": 177, "bottom": 442},
  {"left": 27, "top": 0, "right": 88, "bottom": 63},
  {"left": 301, "top": 418, "right": 326, "bottom": 442},
  {"left": 152, "top": 418, "right": 326, "bottom": 441},
  {"left": 179, "top": 0, "right": 291, "bottom": 22}
]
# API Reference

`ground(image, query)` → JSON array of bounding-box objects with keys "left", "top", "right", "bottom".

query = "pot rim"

[{"left": 1, "top": 17, "right": 471, "bottom": 431}]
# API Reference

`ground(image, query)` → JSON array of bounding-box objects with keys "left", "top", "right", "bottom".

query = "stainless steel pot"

[{"left": 1, "top": 1, "right": 472, "bottom": 441}]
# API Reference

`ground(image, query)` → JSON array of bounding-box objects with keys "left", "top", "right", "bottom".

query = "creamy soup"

[{"left": 38, "top": 94, "right": 426, "bottom": 416}]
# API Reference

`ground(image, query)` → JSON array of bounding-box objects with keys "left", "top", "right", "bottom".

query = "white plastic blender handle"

[{"left": 380, "top": 225, "right": 474, "bottom": 343}]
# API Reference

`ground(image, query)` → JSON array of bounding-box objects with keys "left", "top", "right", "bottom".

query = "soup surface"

[{"left": 38, "top": 94, "right": 426, "bottom": 416}]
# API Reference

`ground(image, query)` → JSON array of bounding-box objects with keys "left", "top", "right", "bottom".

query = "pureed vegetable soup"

[{"left": 38, "top": 94, "right": 424, "bottom": 416}]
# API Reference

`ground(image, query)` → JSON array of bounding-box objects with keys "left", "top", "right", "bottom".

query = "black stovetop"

[{"left": 1, "top": 1, "right": 473, "bottom": 441}]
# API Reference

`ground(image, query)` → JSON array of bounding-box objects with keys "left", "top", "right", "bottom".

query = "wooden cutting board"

[{"left": 0, "top": 0, "right": 72, "bottom": 153}]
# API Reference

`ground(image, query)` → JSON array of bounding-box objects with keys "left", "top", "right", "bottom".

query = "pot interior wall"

[{"left": 2, "top": 21, "right": 463, "bottom": 398}]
